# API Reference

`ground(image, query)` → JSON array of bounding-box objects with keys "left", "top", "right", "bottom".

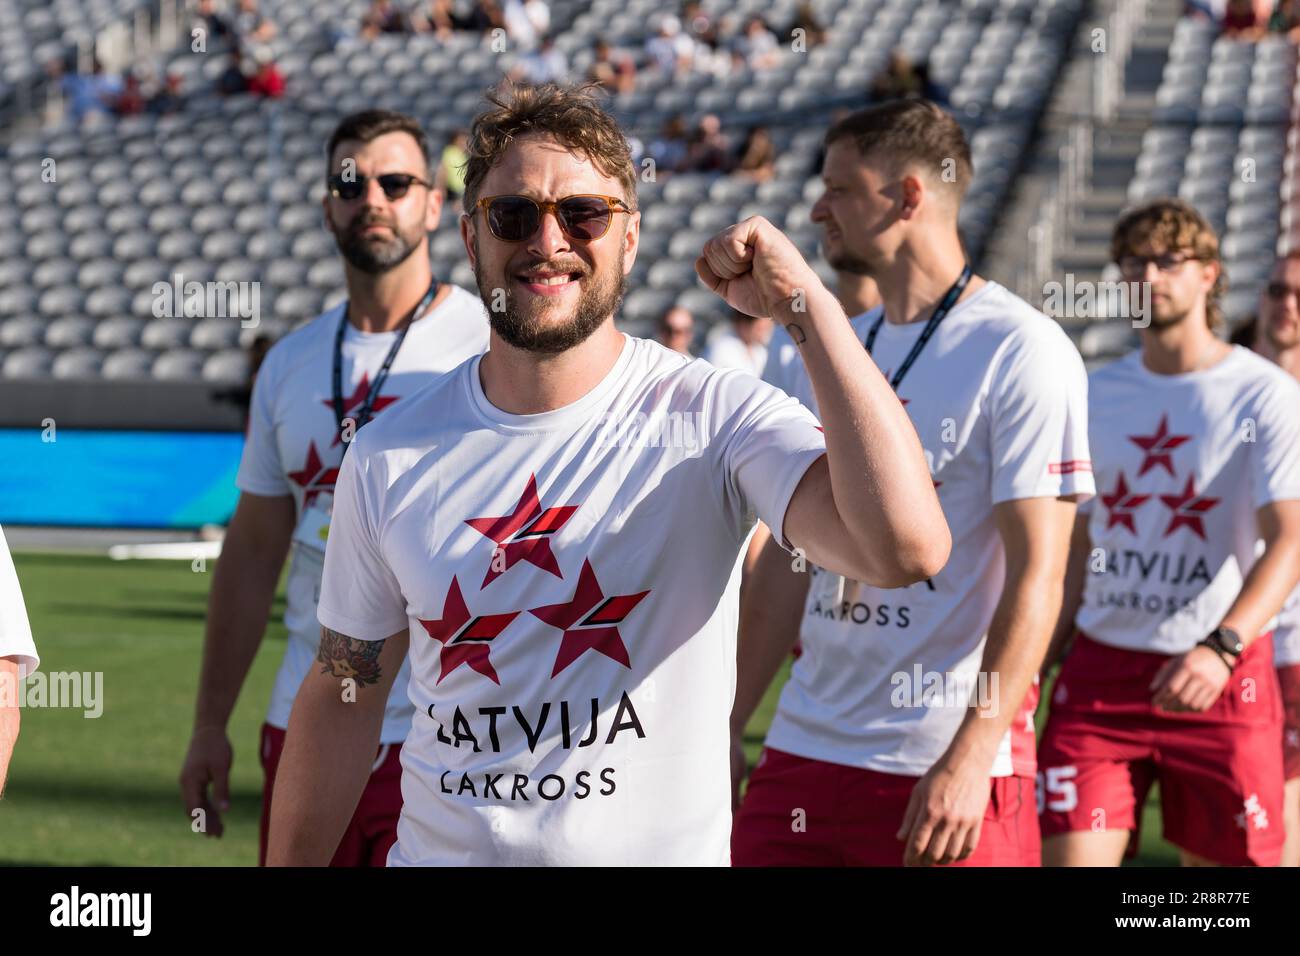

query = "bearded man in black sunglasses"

[
  {"left": 181, "top": 109, "right": 489, "bottom": 867},
  {"left": 268, "top": 83, "right": 949, "bottom": 867}
]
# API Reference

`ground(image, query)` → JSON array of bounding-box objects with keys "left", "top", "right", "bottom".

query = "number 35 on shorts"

[{"left": 1036, "top": 765, "right": 1078, "bottom": 815}]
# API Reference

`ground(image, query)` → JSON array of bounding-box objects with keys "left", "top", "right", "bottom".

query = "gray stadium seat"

[
  {"left": 152, "top": 349, "right": 206, "bottom": 381},
  {"left": 101, "top": 348, "right": 154, "bottom": 380},
  {"left": 52, "top": 348, "right": 105, "bottom": 380}
]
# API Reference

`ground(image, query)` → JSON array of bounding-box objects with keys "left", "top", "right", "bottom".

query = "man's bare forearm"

[
  {"left": 779, "top": 284, "right": 948, "bottom": 582},
  {"left": 266, "top": 628, "right": 399, "bottom": 865},
  {"left": 732, "top": 527, "right": 810, "bottom": 736},
  {"left": 1220, "top": 536, "right": 1300, "bottom": 648},
  {"left": 192, "top": 539, "right": 284, "bottom": 731},
  {"left": 0, "top": 660, "right": 18, "bottom": 798},
  {"left": 947, "top": 570, "right": 1064, "bottom": 768}
]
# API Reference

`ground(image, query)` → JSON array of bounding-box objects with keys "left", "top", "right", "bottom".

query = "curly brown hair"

[
  {"left": 1110, "top": 198, "right": 1226, "bottom": 330},
  {"left": 462, "top": 81, "right": 638, "bottom": 212}
]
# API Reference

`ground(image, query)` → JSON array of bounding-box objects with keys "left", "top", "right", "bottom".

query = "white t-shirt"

[
  {"left": 703, "top": 328, "right": 767, "bottom": 377},
  {"left": 235, "top": 284, "right": 489, "bottom": 743},
  {"left": 0, "top": 526, "right": 38, "bottom": 678},
  {"left": 764, "top": 282, "right": 1095, "bottom": 777},
  {"left": 1275, "top": 587, "right": 1300, "bottom": 667},
  {"left": 317, "top": 333, "right": 826, "bottom": 865},
  {"left": 1075, "top": 346, "right": 1300, "bottom": 655}
]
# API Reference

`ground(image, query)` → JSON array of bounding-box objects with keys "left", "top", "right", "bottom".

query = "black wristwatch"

[{"left": 1198, "top": 626, "right": 1244, "bottom": 669}]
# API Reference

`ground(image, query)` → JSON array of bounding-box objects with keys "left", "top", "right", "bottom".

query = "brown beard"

[{"left": 475, "top": 244, "right": 627, "bottom": 354}]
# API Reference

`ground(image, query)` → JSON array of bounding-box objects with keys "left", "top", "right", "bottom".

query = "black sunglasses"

[
  {"left": 472, "top": 194, "right": 632, "bottom": 242},
  {"left": 327, "top": 172, "right": 432, "bottom": 201}
]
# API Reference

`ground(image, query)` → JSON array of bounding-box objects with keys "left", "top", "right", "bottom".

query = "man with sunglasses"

[
  {"left": 731, "top": 100, "right": 1091, "bottom": 867},
  {"left": 1233, "top": 251, "right": 1300, "bottom": 866},
  {"left": 1039, "top": 200, "right": 1300, "bottom": 867},
  {"left": 265, "top": 82, "right": 950, "bottom": 866},
  {"left": 180, "top": 109, "right": 489, "bottom": 866}
]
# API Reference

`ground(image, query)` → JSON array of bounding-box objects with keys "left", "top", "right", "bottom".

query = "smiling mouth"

[{"left": 515, "top": 270, "right": 584, "bottom": 292}]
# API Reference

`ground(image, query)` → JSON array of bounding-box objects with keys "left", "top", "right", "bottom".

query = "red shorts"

[
  {"left": 258, "top": 722, "right": 403, "bottom": 867},
  {"left": 1038, "top": 632, "right": 1284, "bottom": 866},
  {"left": 1280, "top": 663, "right": 1300, "bottom": 781},
  {"left": 732, "top": 747, "right": 1040, "bottom": 866},
  {"left": 1011, "top": 679, "right": 1040, "bottom": 779}
]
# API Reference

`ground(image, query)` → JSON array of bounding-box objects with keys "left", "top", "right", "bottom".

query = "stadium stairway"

[{"left": 984, "top": 0, "right": 1181, "bottom": 365}]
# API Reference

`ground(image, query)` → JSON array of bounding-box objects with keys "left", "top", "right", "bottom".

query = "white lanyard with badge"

[
  {"left": 814, "top": 265, "right": 971, "bottom": 609},
  {"left": 291, "top": 280, "right": 440, "bottom": 588}
]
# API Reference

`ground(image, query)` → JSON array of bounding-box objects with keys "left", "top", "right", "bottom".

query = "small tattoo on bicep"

[
  {"left": 318, "top": 627, "right": 384, "bottom": 687},
  {"left": 786, "top": 323, "right": 806, "bottom": 345}
]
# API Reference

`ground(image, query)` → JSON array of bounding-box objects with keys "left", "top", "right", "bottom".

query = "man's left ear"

[
  {"left": 426, "top": 187, "right": 444, "bottom": 232},
  {"left": 622, "top": 210, "right": 640, "bottom": 277}
]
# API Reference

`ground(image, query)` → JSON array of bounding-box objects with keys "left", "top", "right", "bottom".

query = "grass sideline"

[{"left": 1, "top": 552, "right": 1177, "bottom": 866}]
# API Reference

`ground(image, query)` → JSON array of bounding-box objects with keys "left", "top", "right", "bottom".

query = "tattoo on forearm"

[
  {"left": 786, "top": 322, "right": 806, "bottom": 345},
  {"left": 318, "top": 628, "right": 385, "bottom": 687}
]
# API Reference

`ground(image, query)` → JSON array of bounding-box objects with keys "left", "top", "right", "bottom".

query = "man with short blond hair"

[
  {"left": 1039, "top": 200, "right": 1300, "bottom": 867},
  {"left": 267, "top": 83, "right": 949, "bottom": 866}
]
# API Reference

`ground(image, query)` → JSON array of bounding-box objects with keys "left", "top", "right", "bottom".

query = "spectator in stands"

[
  {"left": 361, "top": 0, "right": 412, "bottom": 38},
  {"left": 735, "top": 125, "right": 777, "bottom": 182},
  {"left": 193, "top": 0, "right": 235, "bottom": 50},
  {"left": 503, "top": 0, "right": 549, "bottom": 49},
  {"left": 870, "top": 50, "right": 925, "bottom": 101},
  {"left": 419, "top": 0, "right": 478, "bottom": 37},
  {"left": 217, "top": 49, "right": 249, "bottom": 96},
  {"left": 684, "top": 113, "right": 735, "bottom": 174},
  {"left": 439, "top": 129, "right": 469, "bottom": 208},
  {"left": 732, "top": 16, "right": 781, "bottom": 70},
  {"left": 62, "top": 58, "right": 124, "bottom": 125},
  {"left": 656, "top": 306, "right": 695, "bottom": 355},
  {"left": 1222, "top": 0, "right": 1265, "bottom": 36},
  {"left": 247, "top": 47, "right": 286, "bottom": 97},
  {"left": 646, "top": 15, "right": 695, "bottom": 74},
  {"left": 234, "top": 0, "right": 277, "bottom": 45},
  {"left": 150, "top": 72, "right": 184, "bottom": 114},
  {"left": 681, "top": 1, "right": 717, "bottom": 45},
  {"left": 1268, "top": 0, "right": 1300, "bottom": 36},
  {"left": 648, "top": 115, "right": 689, "bottom": 174},
  {"left": 512, "top": 33, "right": 568, "bottom": 84},
  {"left": 467, "top": 0, "right": 506, "bottom": 33},
  {"left": 704, "top": 311, "right": 773, "bottom": 377},
  {"left": 1184, "top": 0, "right": 1228, "bottom": 20},
  {"left": 786, "top": 2, "right": 826, "bottom": 48},
  {"left": 112, "top": 73, "right": 146, "bottom": 115},
  {"left": 587, "top": 38, "right": 636, "bottom": 94}
]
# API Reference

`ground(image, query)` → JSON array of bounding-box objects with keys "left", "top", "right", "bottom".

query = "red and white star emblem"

[
  {"left": 418, "top": 576, "right": 520, "bottom": 685},
  {"left": 464, "top": 474, "right": 579, "bottom": 588},
  {"left": 321, "top": 372, "right": 399, "bottom": 446},
  {"left": 1159, "top": 475, "right": 1220, "bottom": 540},
  {"left": 1100, "top": 471, "right": 1151, "bottom": 535},
  {"left": 1127, "top": 413, "right": 1192, "bottom": 477},
  {"left": 528, "top": 559, "right": 649, "bottom": 678},
  {"left": 286, "top": 440, "right": 339, "bottom": 508}
]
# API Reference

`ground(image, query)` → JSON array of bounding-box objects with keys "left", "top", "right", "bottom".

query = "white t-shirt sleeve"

[
  {"left": 712, "top": 369, "right": 826, "bottom": 549},
  {"left": 235, "top": 355, "right": 292, "bottom": 497},
  {"left": 316, "top": 444, "right": 410, "bottom": 641},
  {"left": 0, "top": 527, "right": 38, "bottom": 678},
  {"left": 987, "top": 327, "right": 1095, "bottom": 505},
  {"left": 1250, "top": 375, "right": 1300, "bottom": 509}
]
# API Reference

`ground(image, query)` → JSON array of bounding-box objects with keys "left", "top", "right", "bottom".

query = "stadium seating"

[{"left": 0, "top": 0, "right": 1085, "bottom": 384}]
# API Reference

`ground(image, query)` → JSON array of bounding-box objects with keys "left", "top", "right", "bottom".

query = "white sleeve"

[
  {"left": 0, "top": 527, "right": 38, "bottom": 678},
  {"left": 712, "top": 369, "right": 826, "bottom": 550},
  {"left": 316, "top": 444, "right": 410, "bottom": 641},
  {"left": 988, "top": 327, "right": 1095, "bottom": 504},
  {"left": 235, "top": 355, "right": 292, "bottom": 497},
  {"left": 1250, "top": 375, "right": 1300, "bottom": 509}
]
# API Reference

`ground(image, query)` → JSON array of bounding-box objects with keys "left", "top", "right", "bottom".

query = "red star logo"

[
  {"left": 286, "top": 440, "right": 339, "bottom": 508},
  {"left": 1100, "top": 471, "right": 1151, "bottom": 535},
  {"left": 528, "top": 559, "right": 649, "bottom": 678},
  {"left": 1159, "top": 475, "right": 1220, "bottom": 540},
  {"left": 464, "top": 474, "right": 579, "bottom": 588},
  {"left": 1127, "top": 413, "right": 1192, "bottom": 477},
  {"left": 322, "top": 372, "right": 399, "bottom": 446},
  {"left": 418, "top": 576, "right": 520, "bottom": 685}
]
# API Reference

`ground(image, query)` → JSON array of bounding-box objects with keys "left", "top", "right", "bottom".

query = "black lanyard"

[
  {"left": 864, "top": 264, "right": 971, "bottom": 391},
  {"left": 332, "top": 279, "right": 438, "bottom": 445}
]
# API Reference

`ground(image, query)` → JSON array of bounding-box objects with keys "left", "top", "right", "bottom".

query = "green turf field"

[{"left": 0, "top": 551, "right": 1179, "bottom": 866}]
